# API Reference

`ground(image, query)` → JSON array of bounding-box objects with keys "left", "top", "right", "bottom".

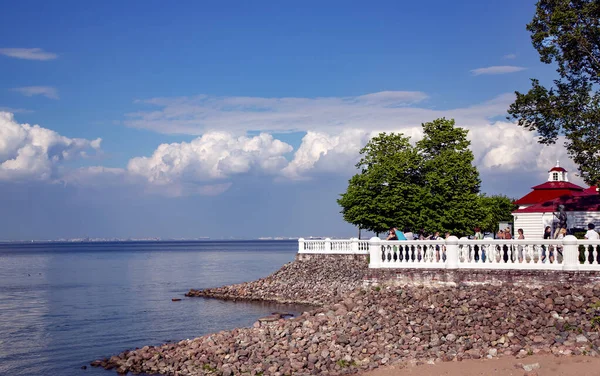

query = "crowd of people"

[
  {"left": 384, "top": 222, "right": 599, "bottom": 241},
  {"left": 385, "top": 227, "right": 451, "bottom": 241},
  {"left": 383, "top": 223, "right": 599, "bottom": 264}
]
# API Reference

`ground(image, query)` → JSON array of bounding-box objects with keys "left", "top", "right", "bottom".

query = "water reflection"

[{"left": 0, "top": 241, "right": 302, "bottom": 376}]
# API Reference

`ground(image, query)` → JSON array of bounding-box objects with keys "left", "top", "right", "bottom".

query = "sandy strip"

[{"left": 361, "top": 355, "right": 600, "bottom": 376}]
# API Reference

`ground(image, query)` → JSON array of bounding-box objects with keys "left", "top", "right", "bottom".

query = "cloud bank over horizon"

[{"left": 0, "top": 88, "right": 585, "bottom": 198}]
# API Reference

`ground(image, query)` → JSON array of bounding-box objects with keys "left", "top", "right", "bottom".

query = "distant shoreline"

[{"left": 0, "top": 238, "right": 299, "bottom": 245}]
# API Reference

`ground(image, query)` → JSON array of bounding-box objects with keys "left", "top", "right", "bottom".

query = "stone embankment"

[
  {"left": 185, "top": 255, "right": 370, "bottom": 306},
  {"left": 92, "top": 257, "right": 600, "bottom": 376}
]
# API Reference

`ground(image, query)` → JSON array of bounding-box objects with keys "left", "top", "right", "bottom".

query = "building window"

[{"left": 553, "top": 172, "right": 559, "bottom": 181}]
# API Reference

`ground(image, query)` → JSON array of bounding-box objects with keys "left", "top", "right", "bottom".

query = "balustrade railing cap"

[
  {"left": 563, "top": 235, "right": 578, "bottom": 245},
  {"left": 446, "top": 235, "right": 459, "bottom": 244},
  {"left": 369, "top": 237, "right": 381, "bottom": 242},
  {"left": 298, "top": 238, "right": 305, "bottom": 241}
]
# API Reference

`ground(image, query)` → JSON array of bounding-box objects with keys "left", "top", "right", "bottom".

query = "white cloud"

[
  {"left": 127, "top": 132, "right": 292, "bottom": 195},
  {"left": 470, "top": 66, "right": 526, "bottom": 76},
  {"left": 123, "top": 90, "right": 582, "bottom": 185},
  {"left": 12, "top": 86, "right": 59, "bottom": 100},
  {"left": 0, "top": 48, "right": 58, "bottom": 61},
  {"left": 0, "top": 112, "right": 101, "bottom": 181},
  {"left": 282, "top": 129, "right": 378, "bottom": 180},
  {"left": 0, "top": 107, "right": 31, "bottom": 114},
  {"left": 0, "top": 88, "right": 584, "bottom": 198},
  {"left": 283, "top": 120, "right": 577, "bottom": 184},
  {"left": 125, "top": 91, "right": 430, "bottom": 135},
  {"left": 503, "top": 53, "right": 517, "bottom": 59}
]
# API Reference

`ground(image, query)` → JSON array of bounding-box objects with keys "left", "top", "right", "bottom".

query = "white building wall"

[
  {"left": 513, "top": 212, "right": 545, "bottom": 239},
  {"left": 514, "top": 211, "right": 600, "bottom": 239}
]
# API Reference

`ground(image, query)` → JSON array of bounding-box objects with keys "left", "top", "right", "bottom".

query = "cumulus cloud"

[
  {"left": 283, "top": 120, "right": 576, "bottom": 183},
  {"left": 470, "top": 66, "right": 526, "bottom": 76},
  {"left": 282, "top": 129, "right": 384, "bottom": 180},
  {"left": 12, "top": 86, "right": 59, "bottom": 99},
  {"left": 0, "top": 112, "right": 101, "bottom": 181},
  {"left": 127, "top": 132, "right": 292, "bottom": 195},
  {"left": 0, "top": 48, "right": 58, "bottom": 61},
  {"left": 123, "top": 90, "right": 580, "bottom": 185}
]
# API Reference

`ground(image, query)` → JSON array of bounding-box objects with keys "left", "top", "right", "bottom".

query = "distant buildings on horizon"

[{"left": 0, "top": 236, "right": 302, "bottom": 243}]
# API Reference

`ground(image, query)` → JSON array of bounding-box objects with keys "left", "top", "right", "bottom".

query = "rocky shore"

[
  {"left": 92, "top": 257, "right": 600, "bottom": 375},
  {"left": 185, "top": 256, "right": 370, "bottom": 305}
]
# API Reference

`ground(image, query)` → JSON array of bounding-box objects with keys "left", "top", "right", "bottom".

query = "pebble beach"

[{"left": 92, "top": 256, "right": 600, "bottom": 375}]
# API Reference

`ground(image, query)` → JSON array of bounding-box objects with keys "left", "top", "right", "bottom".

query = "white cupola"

[{"left": 547, "top": 160, "right": 568, "bottom": 182}]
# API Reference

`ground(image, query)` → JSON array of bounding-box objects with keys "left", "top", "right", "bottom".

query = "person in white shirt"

[{"left": 585, "top": 223, "right": 599, "bottom": 240}]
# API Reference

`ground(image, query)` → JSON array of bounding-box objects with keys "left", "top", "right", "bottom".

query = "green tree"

[
  {"left": 508, "top": 0, "right": 600, "bottom": 185},
  {"left": 337, "top": 133, "right": 423, "bottom": 235},
  {"left": 339, "top": 118, "right": 493, "bottom": 237},
  {"left": 477, "top": 194, "right": 518, "bottom": 234},
  {"left": 416, "top": 118, "right": 482, "bottom": 236}
]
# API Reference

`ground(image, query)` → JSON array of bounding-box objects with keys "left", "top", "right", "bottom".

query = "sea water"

[{"left": 0, "top": 240, "right": 303, "bottom": 376}]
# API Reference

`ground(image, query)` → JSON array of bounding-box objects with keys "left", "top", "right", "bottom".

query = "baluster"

[
  {"left": 584, "top": 246, "right": 590, "bottom": 265},
  {"left": 594, "top": 245, "right": 599, "bottom": 265}
]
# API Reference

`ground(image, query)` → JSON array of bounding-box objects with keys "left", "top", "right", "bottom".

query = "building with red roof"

[{"left": 512, "top": 161, "right": 600, "bottom": 239}]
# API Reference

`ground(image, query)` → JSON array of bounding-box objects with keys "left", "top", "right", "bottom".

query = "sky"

[{"left": 0, "top": 0, "right": 584, "bottom": 240}]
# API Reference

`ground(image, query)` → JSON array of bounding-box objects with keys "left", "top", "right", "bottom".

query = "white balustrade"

[
  {"left": 371, "top": 239, "right": 448, "bottom": 268},
  {"left": 299, "top": 235, "right": 600, "bottom": 271},
  {"left": 578, "top": 240, "right": 600, "bottom": 271},
  {"left": 298, "top": 237, "right": 369, "bottom": 254},
  {"left": 456, "top": 239, "right": 566, "bottom": 270}
]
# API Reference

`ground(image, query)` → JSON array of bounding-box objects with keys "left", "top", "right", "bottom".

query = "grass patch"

[
  {"left": 336, "top": 359, "right": 356, "bottom": 368},
  {"left": 201, "top": 364, "right": 217, "bottom": 373}
]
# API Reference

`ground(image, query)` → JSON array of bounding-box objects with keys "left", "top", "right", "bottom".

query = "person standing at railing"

[
  {"left": 404, "top": 228, "right": 414, "bottom": 241},
  {"left": 542, "top": 226, "right": 553, "bottom": 263},
  {"left": 474, "top": 227, "right": 484, "bottom": 262},
  {"left": 386, "top": 228, "right": 398, "bottom": 241},
  {"left": 555, "top": 227, "right": 567, "bottom": 263},
  {"left": 585, "top": 223, "right": 599, "bottom": 240},
  {"left": 517, "top": 228, "right": 525, "bottom": 262},
  {"left": 394, "top": 228, "right": 407, "bottom": 240}
]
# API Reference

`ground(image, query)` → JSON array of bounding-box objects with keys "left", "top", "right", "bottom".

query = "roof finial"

[{"left": 556, "top": 160, "right": 560, "bottom": 167}]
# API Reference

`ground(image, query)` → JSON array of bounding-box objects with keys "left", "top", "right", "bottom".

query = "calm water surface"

[{"left": 0, "top": 240, "right": 304, "bottom": 376}]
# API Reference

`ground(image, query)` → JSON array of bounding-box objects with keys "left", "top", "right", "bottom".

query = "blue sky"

[{"left": 0, "top": 1, "right": 579, "bottom": 240}]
